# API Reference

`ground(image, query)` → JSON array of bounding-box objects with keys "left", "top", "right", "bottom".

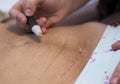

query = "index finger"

[{"left": 9, "top": 0, "right": 27, "bottom": 24}]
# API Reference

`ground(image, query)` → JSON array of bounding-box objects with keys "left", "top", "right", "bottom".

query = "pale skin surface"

[
  {"left": 0, "top": 21, "right": 106, "bottom": 84},
  {"left": 8, "top": 0, "right": 120, "bottom": 83}
]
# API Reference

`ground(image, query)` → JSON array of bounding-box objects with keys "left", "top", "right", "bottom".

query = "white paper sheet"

[{"left": 75, "top": 25, "right": 120, "bottom": 84}]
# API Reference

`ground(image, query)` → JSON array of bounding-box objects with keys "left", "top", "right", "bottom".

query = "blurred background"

[
  {"left": 0, "top": 0, "right": 18, "bottom": 12},
  {"left": 0, "top": 0, "right": 18, "bottom": 22}
]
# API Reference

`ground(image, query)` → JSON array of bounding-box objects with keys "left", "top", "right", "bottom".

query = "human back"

[{"left": 0, "top": 21, "right": 106, "bottom": 84}]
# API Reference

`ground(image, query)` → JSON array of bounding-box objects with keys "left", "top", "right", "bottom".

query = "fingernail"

[
  {"left": 111, "top": 77, "right": 119, "bottom": 84},
  {"left": 25, "top": 8, "right": 32, "bottom": 16}
]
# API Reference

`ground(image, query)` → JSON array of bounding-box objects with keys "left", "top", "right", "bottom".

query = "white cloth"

[
  {"left": 0, "top": 0, "right": 18, "bottom": 12},
  {"left": 75, "top": 25, "right": 120, "bottom": 84}
]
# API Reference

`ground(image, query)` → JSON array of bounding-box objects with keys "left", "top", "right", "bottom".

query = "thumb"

[{"left": 25, "top": 0, "right": 37, "bottom": 16}]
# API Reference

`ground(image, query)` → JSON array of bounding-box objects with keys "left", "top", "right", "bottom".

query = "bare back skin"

[{"left": 0, "top": 20, "right": 106, "bottom": 84}]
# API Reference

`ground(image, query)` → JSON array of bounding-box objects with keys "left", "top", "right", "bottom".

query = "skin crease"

[
  {"left": 9, "top": 0, "right": 120, "bottom": 83},
  {"left": 112, "top": 42, "right": 120, "bottom": 50}
]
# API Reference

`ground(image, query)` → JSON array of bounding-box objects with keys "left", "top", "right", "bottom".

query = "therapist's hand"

[
  {"left": 110, "top": 43, "right": 120, "bottom": 84},
  {"left": 110, "top": 62, "right": 120, "bottom": 84},
  {"left": 112, "top": 41, "right": 120, "bottom": 50},
  {"left": 9, "top": 0, "right": 70, "bottom": 33},
  {"left": 9, "top": 0, "right": 87, "bottom": 33}
]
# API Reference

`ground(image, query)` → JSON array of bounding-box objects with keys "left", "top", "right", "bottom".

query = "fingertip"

[
  {"left": 112, "top": 43, "right": 117, "bottom": 51},
  {"left": 41, "top": 27, "right": 47, "bottom": 34},
  {"left": 36, "top": 17, "right": 47, "bottom": 34},
  {"left": 41, "top": 17, "right": 47, "bottom": 22},
  {"left": 25, "top": 8, "right": 33, "bottom": 16},
  {"left": 112, "top": 41, "right": 120, "bottom": 50},
  {"left": 25, "top": 0, "right": 37, "bottom": 16},
  {"left": 37, "top": 17, "right": 47, "bottom": 26}
]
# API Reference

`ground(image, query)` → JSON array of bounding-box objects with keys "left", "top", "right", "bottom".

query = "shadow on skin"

[{"left": 7, "top": 20, "right": 41, "bottom": 42}]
